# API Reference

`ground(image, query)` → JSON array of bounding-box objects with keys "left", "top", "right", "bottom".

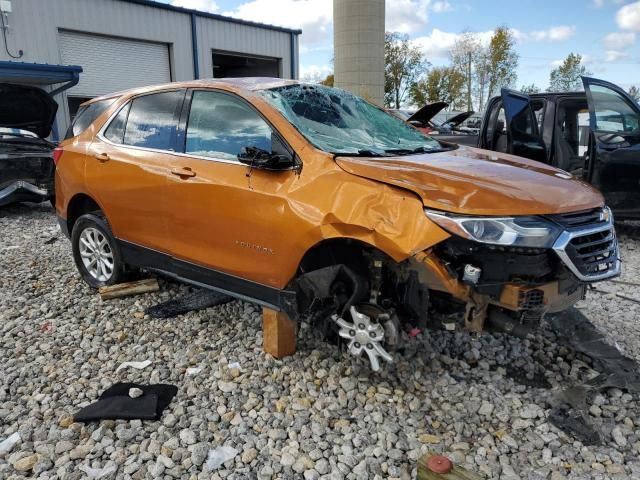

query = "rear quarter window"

[{"left": 65, "top": 98, "right": 118, "bottom": 139}]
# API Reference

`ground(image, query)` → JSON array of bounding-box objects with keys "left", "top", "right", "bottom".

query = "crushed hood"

[
  {"left": 407, "top": 102, "right": 448, "bottom": 124},
  {"left": 335, "top": 146, "right": 604, "bottom": 216},
  {"left": 0, "top": 83, "right": 58, "bottom": 138}
]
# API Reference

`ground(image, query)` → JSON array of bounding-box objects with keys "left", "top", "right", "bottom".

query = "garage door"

[{"left": 59, "top": 31, "right": 171, "bottom": 97}]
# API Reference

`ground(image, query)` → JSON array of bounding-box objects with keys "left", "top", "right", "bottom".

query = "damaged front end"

[
  {"left": 0, "top": 83, "right": 58, "bottom": 206},
  {"left": 0, "top": 149, "right": 55, "bottom": 206},
  {"left": 421, "top": 206, "right": 620, "bottom": 336},
  {"left": 294, "top": 207, "right": 620, "bottom": 371}
]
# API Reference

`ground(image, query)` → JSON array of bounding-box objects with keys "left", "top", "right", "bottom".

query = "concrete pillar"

[{"left": 333, "top": 0, "right": 385, "bottom": 106}]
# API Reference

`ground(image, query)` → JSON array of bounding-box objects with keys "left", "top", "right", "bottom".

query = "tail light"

[{"left": 52, "top": 147, "right": 63, "bottom": 166}]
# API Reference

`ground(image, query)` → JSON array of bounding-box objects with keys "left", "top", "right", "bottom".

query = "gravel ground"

[{"left": 1, "top": 203, "right": 640, "bottom": 480}]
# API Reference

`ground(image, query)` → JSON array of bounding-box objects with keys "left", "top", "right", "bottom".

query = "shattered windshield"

[{"left": 259, "top": 84, "right": 445, "bottom": 156}]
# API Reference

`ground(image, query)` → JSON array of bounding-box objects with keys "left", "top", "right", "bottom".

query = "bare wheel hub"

[
  {"left": 332, "top": 305, "right": 393, "bottom": 371},
  {"left": 79, "top": 227, "right": 114, "bottom": 282}
]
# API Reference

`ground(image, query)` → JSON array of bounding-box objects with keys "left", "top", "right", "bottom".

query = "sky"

[{"left": 159, "top": 0, "right": 640, "bottom": 91}]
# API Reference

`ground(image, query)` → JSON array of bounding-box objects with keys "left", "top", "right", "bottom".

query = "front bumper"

[{"left": 0, "top": 180, "right": 51, "bottom": 206}]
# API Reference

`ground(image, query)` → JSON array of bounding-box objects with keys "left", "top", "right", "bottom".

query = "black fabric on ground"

[
  {"left": 74, "top": 394, "right": 159, "bottom": 422},
  {"left": 100, "top": 383, "right": 178, "bottom": 414},
  {"left": 546, "top": 308, "right": 640, "bottom": 445},
  {"left": 145, "top": 290, "right": 233, "bottom": 318},
  {"left": 73, "top": 383, "right": 178, "bottom": 423}
]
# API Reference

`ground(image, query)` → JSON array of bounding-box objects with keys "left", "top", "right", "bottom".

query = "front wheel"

[{"left": 71, "top": 213, "right": 125, "bottom": 288}]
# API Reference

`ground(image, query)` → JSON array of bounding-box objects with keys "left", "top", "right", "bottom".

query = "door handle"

[
  {"left": 170, "top": 167, "right": 196, "bottom": 178},
  {"left": 94, "top": 153, "right": 110, "bottom": 163}
]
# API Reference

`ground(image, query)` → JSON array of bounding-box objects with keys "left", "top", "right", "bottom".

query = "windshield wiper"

[
  {"left": 332, "top": 149, "right": 392, "bottom": 157},
  {"left": 384, "top": 145, "right": 455, "bottom": 155}
]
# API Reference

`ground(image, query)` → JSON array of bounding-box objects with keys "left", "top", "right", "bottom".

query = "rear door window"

[
  {"left": 65, "top": 98, "right": 117, "bottom": 139},
  {"left": 184, "top": 90, "right": 272, "bottom": 161},
  {"left": 122, "top": 90, "right": 184, "bottom": 151}
]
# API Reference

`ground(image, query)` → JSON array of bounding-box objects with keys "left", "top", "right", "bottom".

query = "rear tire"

[{"left": 71, "top": 213, "right": 125, "bottom": 288}]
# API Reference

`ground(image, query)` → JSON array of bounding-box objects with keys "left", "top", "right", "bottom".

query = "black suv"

[{"left": 477, "top": 77, "right": 640, "bottom": 219}]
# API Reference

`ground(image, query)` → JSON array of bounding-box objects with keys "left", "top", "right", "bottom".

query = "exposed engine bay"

[{"left": 0, "top": 148, "right": 55, "bottom": 206}]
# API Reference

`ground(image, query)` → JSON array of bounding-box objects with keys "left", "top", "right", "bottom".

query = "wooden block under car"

[
  {"left": 262, "top": 307, "right": 297, "bottom": 358},
  {"left": 98, "top": 278, "right": 160, "bottom": 300}
]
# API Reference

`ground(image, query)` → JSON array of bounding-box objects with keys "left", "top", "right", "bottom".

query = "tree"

[
  {"left": 320, "top": 74, "right": 334, "bottom": 87},
  {"left": 628, "top": 85, "right": 640, "bottom": 102},
  {"left": 384, "top": 32, "right": 429, "bottom": 108},
  {"left": 483, "top": 26, "right": 519, "bottom": 108},
  {"left": 548, "top": 53, "right": 592, "bottom": 92},
  {"left": 410, "top": 66, "right": 465, "bottom": 109},
  {"left": 450, "top": 32, "right": 482, "bottom": 111},
  {"left": 520, "top": 83, "right": 541, "bottom": 94}
]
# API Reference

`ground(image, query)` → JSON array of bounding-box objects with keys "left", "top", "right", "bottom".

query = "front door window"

[
  {"left": 589, "top": 84, "right": 640, "bottom": 135},
  {"left": 185, "top": 90, "right": 273, "bottom": 161}
]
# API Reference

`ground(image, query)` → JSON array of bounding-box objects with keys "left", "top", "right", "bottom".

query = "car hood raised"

[
  {"left": 0, "top": 83, "right": 58, "bottom": 138},
  {"left": 335, "top": 146, "right": 603, "bottom": 216},
  {"left": 443, "top": 110, "right": 475, "bottom": 128},
  {"left": 407, "top": 101, "right": 448, "bottom": 124}
]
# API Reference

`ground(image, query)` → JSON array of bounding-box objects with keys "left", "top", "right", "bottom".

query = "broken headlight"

[{"left": 425, "top": 210, "right": 562, "bottom": 248}]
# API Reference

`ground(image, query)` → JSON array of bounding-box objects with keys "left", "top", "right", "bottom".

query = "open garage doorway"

[{"left": 212, "top": 50, "right": 281, "bottom": 78}]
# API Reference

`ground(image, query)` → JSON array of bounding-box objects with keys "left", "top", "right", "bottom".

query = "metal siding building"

[{"left": 0, "top": 0, "right": 300, "bottom": 137}]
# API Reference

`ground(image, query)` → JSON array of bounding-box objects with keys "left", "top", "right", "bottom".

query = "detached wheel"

[{"left": 71, "top": 213, "right": 124, "bottom": 288}]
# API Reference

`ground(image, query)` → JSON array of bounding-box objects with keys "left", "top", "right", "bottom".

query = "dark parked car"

[
  {"left": 478, "top": 77, "right": 640, "bottom": 219},
  {"left": 0, "top": 84, "right": 58, "bottom": 207}
]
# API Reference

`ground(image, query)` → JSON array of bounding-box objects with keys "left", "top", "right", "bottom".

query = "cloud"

[
  {"left": 511, "top": 26, "right": 576, "bottom": 43},
  {"left": 617, "top": 1, "right": 640, "bottom": 31},
  {"left": 550, "top": 54, "right": 593, "bottom": 69},
  {"left": 386, "top": 0, "right": 431, "bottom": 33},
  {"left": 171, "top": 0, "right": 218, "bottom": 13},
  {"left": 603, "top": 31, "right": 636, "bottom": 49},
  {"left": 412, "top": 29, "right": 493, "bottom": 60},
  {"left": 223, "top": 0, "right": 332, "bottom": 51},
  {"left": 300, "top": 64, "right": 332, "bottom": 81},
  {"left": 223, "top": 0, "right": 450, "bottom": 59},
  {"left": 412, "top": 25, "right": 575, "bottom": 61},
  {"left": 432, "top": 1, "right": 452, "bottom": 13},
  {"left": 605, "top": 50, "right": 629, "bottom": 61}
]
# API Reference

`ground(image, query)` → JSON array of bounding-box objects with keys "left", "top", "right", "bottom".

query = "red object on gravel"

[{"left": 427, "top": 455, "right": 453, "bottom": 474}]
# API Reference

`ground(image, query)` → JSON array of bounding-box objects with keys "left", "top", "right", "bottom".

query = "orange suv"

[{"left": 55, "top": 78, "right": 619, "bottom": 370}]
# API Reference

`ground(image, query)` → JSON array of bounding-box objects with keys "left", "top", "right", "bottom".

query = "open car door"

[
  {"left": 500, "top": 89, "right": 546, "bottom": 163},
  {"left": 582, "top": 77, "right": 640, "bottom": 217}
]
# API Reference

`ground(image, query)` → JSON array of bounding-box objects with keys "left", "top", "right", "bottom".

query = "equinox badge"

[{"left": 235, "top": 240, "right": 274, "bottom": 255}]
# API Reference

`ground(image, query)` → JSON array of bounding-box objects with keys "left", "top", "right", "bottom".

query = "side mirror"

[
  {"left": 237, "top": 146, "right": 295, "bottom": 171},
  {"left": 237, "top": 135, "right": 296, "bottom": 171}
]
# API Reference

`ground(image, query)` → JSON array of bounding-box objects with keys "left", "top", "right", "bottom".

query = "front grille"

[
  {"left": 567, "top": 229, "right": 617, "bottom": 276},
  {"left": 547, "top": 208, "right": 605, "bottom": 228},
  {"left": 552, "top": 207, "right": 620, "bottom": 282}
]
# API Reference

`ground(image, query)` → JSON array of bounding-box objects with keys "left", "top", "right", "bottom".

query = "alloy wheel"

[{"left": 78, "top": 227, "right": 114, "bottom": 282}]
